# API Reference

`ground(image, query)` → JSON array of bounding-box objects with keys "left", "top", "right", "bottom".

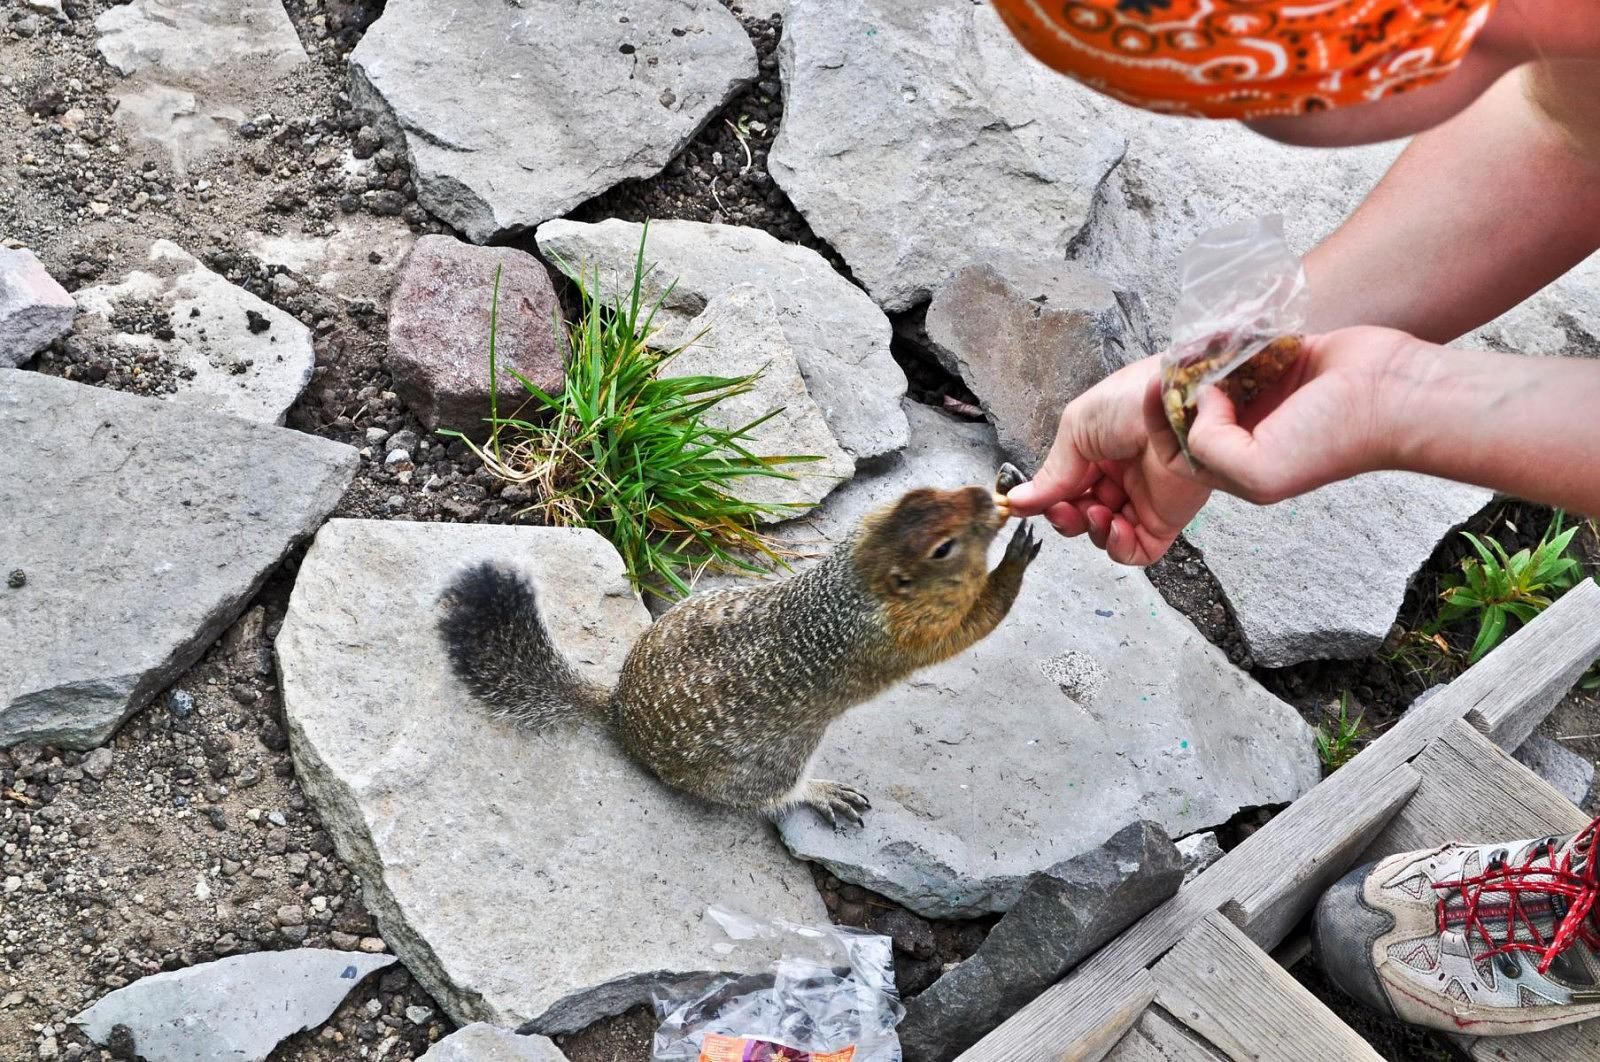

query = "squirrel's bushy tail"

[{"left": 437, "top": 561, "right": 611, "bottom": 729}]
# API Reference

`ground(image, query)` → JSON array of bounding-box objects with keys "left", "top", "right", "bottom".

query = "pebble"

[
  {"left": 81, "top": 747, "right": 113, "bottom": 780},
  {"left": 7, "top": 570, "right": 24, "bottom": 589},
  {"left": 365, "top": 427, "right": 390, "bottom": 446},
  {"left": 166, "top": 689, "right": 195, "bottom": 718},
  {"left": 405, "top": 1005, "right": 434, "bottom": 1025},
  {"left": 358, "top": 936, "right": 388, "bottom": 954},
  {"left": 266, "top": 810, "right": 287, "bottom": 827}
]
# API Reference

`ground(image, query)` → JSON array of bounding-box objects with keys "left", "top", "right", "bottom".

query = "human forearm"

[
  {"left": 1382, "top": 344, "right": 1600, "bottom": 517},
  {"left": 1303, "top": 68, "right": 1600, "bottom": 342}
]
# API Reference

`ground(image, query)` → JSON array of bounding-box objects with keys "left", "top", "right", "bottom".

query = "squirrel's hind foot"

[{"left": 795, "top": 779, "right": 871, "bottom": 829}]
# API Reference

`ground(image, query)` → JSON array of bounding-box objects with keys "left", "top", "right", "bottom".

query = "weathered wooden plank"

[
  {"left": 1220, "top": 763, "right": 1421, "bottom": 949},
  {"left": 1461, "top": 579, "right": 1600, "bottom": 751},
  {"left": 1103, "top": 1026, "right": 1166, "bottom": 1062},
  {"left": 1365, "top": 719, "right": 1590, "bottom": 856},
  {"left": 1151, "top": 912, "right": 1383, "bottom": 1062},
  {"left": 959, "top": 764, "right": 1419, "bottom": 1060},
  {"left": 1105, "top": 1007, "right": 1226, "bottom": 1062},
  {"left": 1359, "top": 718, "right": 1600, "bottom": 1060},
  {"left": 968, "top": 968, "right": 1159, "bottom": 1062},
  {"left": 961, "top": 592, "right": 1598, "bottom": 1062},
  {"left": 1136, "top": 1007, "right": 1227, "bottom": 1062}
]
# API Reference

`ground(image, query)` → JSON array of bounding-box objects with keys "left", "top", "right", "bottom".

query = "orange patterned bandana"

[{"left": 991, "top": 0, "right": 1500, "bottom": 120}]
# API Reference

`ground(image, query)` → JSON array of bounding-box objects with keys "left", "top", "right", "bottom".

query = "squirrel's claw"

[
  {"left": 802, "top": 779, "right": 870, "bottom": 830},
  {"left": 1004, "top": 520, "right": 1042, "bottom": 567}
]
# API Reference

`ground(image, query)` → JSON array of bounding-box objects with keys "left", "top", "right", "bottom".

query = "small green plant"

[
  {"left": 1437, "top": 511, "right": 1586, "bottom": 664},
  {"left": 1314, "top": 693, "right": 1368, "bottom": 773},
  {"left": 441, "top": 223, "right": 819, "bottom": 598}
]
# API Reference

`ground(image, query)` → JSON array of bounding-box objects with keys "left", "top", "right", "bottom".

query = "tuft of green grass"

[
  {"left": 441, "top": 221, "right": 820, "bottom": 598},
  {"left": 1314, "top": 692, "right": 1368, "bottom": 773},
  {"left": 1436, "top": 511, "right": 1587, "bottom": 664}
]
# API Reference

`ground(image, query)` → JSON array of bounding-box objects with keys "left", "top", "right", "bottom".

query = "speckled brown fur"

[{"left": 438, "top": 482, "right": 1041, "bottom": 826}]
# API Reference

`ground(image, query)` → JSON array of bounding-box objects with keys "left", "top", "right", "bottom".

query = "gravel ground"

[{"left": 4, "top": 2, "right": 1597, "bottom": 1061}]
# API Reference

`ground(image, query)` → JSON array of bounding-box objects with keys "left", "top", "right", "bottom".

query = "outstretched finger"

[{"left": 1007, "top": 436, "right": 1100, "bottom": 516}]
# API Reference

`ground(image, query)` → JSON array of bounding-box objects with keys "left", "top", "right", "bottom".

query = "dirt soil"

[{"left": 4, "top": 2, "right": 1598, "bottom": 1061}]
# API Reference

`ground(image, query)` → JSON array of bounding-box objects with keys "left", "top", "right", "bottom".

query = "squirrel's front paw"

[
  {"left": 1003, "top": 520, "right": 1043, "bottom": 570},
  {"left": 800, "top": 779, "right": 870, "bottom": 829}
]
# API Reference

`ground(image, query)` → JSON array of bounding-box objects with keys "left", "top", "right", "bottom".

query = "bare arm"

[
  {"left": 1299, "top": 66, "right": 1600, "bottom": 342},
  {"left": 1383, "top": 343, "right": 1600, "bottom": 517}
]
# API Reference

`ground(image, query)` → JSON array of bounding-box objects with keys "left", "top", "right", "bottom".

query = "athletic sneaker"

[{"left": 1315, "top": 817, "right": 1600, "bottom": 1036}]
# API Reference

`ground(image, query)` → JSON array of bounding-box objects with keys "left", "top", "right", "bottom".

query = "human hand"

[
  {"left": 1172, "top": 326, "right": 1421, "bottom": 504},
  {"left": 1004, "top": 356, "right": 1211, "bottom": 566},
  {"left": 1006, "top": 327, "right": 1420, "bottom": 565}
]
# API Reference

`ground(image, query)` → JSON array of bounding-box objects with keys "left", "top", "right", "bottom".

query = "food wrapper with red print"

[{"left": 651, "top": 906, "right": 903, "bottom": 1062}]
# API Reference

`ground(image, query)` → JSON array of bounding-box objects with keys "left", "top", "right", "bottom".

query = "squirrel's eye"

[{"left": 930, "top": 538, "right": 958, "bottom": 561}]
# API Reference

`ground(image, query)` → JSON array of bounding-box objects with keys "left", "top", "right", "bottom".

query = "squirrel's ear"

[{"left": 888, "top": 565, "right": 914, "bottom": 595}]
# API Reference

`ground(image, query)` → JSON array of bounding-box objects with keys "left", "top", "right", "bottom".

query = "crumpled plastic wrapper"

[
  {"left": 1159, "top": 216, "right": 1308, "bottom": 467},
  {"left": 652, "top": 906, "right": 903, "bottom": 1062}
]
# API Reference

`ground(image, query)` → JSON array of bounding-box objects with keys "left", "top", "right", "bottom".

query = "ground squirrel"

[{"left": 437, "top": 466, "right": 1039, "bottom": 826}]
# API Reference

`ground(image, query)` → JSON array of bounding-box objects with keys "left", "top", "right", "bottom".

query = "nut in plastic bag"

[
  {"left": 652, "top": 906, "right": 903, "bottom": 1062},
  {"left": 1160, "top": 216, "right": 1308, "bottom": 467}
]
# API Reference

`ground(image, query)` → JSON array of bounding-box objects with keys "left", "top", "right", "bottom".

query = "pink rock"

[
  {"left": 1, "top": 247, "right": 76, "bottom": 367},
  {"left": 387, "top": 236, "right": 563, "bottom": 433}
]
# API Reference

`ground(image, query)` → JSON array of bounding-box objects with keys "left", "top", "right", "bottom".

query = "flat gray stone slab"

[
  {"left": 73, "top": 240, "right": 317, "bottom": 425},
  {"left": 1183, "top": 478, "right": 1492, "bottom": 668},
  {"left": 1, "top": 247, "right": 76, "bottom": 366},
  {"left": 769, "top": 0, "right": 1124, "bottom": 311},
  {"left": 350, "top": 0, "right": 755, "bottom": 243},
  {"left": 925, "top": 256, "right": 1149, "bottom": 471},
  {"left": 96, "top": 0, "right": 307, "bottom": 79},
  {"left": 1515, "top": 733, "right": 1596, "bottom": 808},
  {"left": 536, "top": 218, "right": 907, "bottom": 462},
  {"left": 711, "top": 402, "right": 1318, "bottom": 918},
  {"left": 0, "top": 370, "right": 356, "bottom": 749},
  {"left": 73, "top": 949, "right": 393, "bottom": 1061},
  {"left": 419, "top": 1025, "right": 568, "bottom": 1062},
  {"left": 1069, "top": 115, "right": 1399, "bottom": 343},
  {"left": 277, "top": 520, "right": 828, "bottom": 1033},
  {"left": 670, "top": 285, "right": 854, "bottom": 519},
  {"left": 95, "top": 0, "right": 309, "bottom": 172},
  {"left": 245, "top": 215, "right": 418, "bottom": 305}
]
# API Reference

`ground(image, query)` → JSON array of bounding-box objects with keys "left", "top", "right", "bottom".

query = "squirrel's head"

[{"left": 853, "top": 484, "right": 1008, "bottom": 607}]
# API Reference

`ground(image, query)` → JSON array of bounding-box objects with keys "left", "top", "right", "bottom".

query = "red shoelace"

[{"left": 1433, "top": 817, "right": 1600, "bottom": 976}]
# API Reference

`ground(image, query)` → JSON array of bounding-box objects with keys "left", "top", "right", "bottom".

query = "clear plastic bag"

[
  {"left": 652, "top": 906, "right": 904, "bottom": 1062},
  {"left": 1160, "top": 215, "right": 1309, "bottom": 464}
]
